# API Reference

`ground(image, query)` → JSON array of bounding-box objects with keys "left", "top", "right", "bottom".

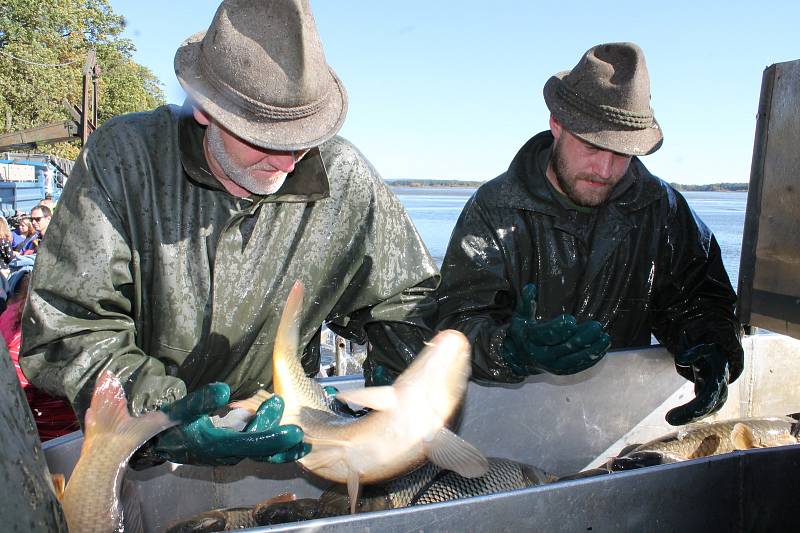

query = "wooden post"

[{"left": 81, "top": 49, "right": 97, "bottom": 146}]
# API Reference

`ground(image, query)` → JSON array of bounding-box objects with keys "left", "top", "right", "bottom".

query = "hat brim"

[
  {"left": 174, "top": 32, "right": 348, "bottom": 151},
  {"left": 543, "top": 75, "right": 663, "bottom": 156}
]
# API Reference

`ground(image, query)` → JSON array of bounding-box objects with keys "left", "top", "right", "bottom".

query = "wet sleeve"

[
  {"left": 650, "top": 193, "right": 744, "bottom": 382},
  {"left": 434, "top": 197, "right": 524, "bottom": 384},
  {"left": 322, "top": 160, "right": 440, "bottom": 384},
  {"left": 19, "top": 125, "right": 186, "bottom": 421}
]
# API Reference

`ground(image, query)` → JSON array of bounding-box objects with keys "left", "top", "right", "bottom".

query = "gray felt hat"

[
  {"left": 174, "top": 0, "right": 348, "bottom": 151},
  {"left": 543, "top": 42, "right": 663, "bottom": 156}
]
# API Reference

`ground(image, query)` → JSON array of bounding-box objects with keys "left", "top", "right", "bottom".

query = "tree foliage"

[{"left": 0, "top": 0, "right": 165, "bottom": 158}]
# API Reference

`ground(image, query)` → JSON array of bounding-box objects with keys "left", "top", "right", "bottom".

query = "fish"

[
  {"left": 315, "top": 457, "right": 556, "bottom": 515},
  {"left": 60, "top": 370, "right": 181, "bottom": 533},
  {"left": 164, "top": 492, "right": 298, "bottom": 532},
  {"left": 608, "top": 416, "right": 800, "bottom": 471},
  {"left": 166, "top": 458, "right": 554, "bottom": 528},
  {"left": 263, "top": 281, "right": 489, "bottom": 513},
  {"left": 229, "top": 458, "right": 554, "bottom": 526}
]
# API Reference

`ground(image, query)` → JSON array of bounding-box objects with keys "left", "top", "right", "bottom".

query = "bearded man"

[{"left": 435, "top": 42, "right": 743, "bottom": 426}]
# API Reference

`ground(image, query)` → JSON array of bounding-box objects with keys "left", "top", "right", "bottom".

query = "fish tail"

[
  {"left": 272, "top": 281, "right": 304, "bottom": 399},
  {"left": 82, "top": 370, "right": 179, "bottom": 458}
]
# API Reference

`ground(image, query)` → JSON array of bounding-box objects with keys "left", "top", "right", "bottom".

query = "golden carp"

[
  {"left": 61, "top": 370, "right": 180, "bottom": 533},
  {"left": 609, "top": 416, "right": 800, "bottom": 470},
  {"left": 267, "top": 281, "right": 489, "bottom": 513}
]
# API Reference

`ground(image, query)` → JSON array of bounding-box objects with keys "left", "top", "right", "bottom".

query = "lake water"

[{"left": 393, "top": 187, "right": 748, "bottom": 289}]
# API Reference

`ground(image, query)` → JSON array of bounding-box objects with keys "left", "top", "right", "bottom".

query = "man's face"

[
  {"left": 193, "top": 108, "right": 308, "bottom": 197},
  {"left": 30, "top": 208, "right": 50, "bottom": 235},
  {"left": 547, "top": 117, "right": 632, "bottom": 207}
]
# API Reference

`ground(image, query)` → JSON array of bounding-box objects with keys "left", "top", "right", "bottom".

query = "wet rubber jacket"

[
  {"left": 436, "top": 131, "right": 743, "bottom": 383},
  {"left": 20, "top": 104, "right": 438, "bottom": 419},
  {"left": 0, "top": 337, "right": 68, "bottom": 532}
]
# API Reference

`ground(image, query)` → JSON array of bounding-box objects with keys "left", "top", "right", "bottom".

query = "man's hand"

[
  {"left": 501, "top": 284, "right": 610, "bottom": 376},
  {"left": 133, "top": 383, "right": 308, "bottom": 468},
  {"left": 665, "top": 343, "right": 730, "bottom": 426}
]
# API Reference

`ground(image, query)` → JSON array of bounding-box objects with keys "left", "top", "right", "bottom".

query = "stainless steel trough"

[{"left": 43, "top": 333, "right": 800, "bottom": 532}]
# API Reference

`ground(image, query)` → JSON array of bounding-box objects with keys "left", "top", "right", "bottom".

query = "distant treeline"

[
  {"left": 387, "top": 179, "right": 749, "bottom": 192},
  {"left": 669, "top": 182, "right": 749, "bottom": 192},
  {"left": 386, "top": 179, "right": 485, "bottom": 188}
]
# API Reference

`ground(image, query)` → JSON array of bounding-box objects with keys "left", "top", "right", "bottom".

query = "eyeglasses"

[{"left": 31, "top": 216, "right": 46, "bottom": 221}]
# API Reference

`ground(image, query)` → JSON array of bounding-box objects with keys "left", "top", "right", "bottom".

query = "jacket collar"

[
  {"left": 487, "top": 130, "right": 667, "bottom": 215},
  {"left": 178, "top": 101, "right": 331, "bottom": 204}
]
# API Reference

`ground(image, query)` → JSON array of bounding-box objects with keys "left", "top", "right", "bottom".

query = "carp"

[
  {"left": 316, "top": 457, "right": 556, "bottom": 514},
  {"left": 609, "top": 416, "right": 800, "bottom": 471},
  {"left": 60, "top": 370, "right": 181, "bottom": 533},
  {"left": 164, "top": 492, "right": 298, "bottom": 532},
  {"left": 238, "top": 281, "right": 489, "bottom": 514},
  {"left": 169, "top": 458, "right": 555, "bottom": 527}
]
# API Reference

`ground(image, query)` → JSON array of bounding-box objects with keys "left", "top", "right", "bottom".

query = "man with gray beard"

[
  {"left": 435, "top": 42, "right": 743, "bottom": 427},
  {"left": 20, "top": 0, "right": 437, "bottom": 467}
]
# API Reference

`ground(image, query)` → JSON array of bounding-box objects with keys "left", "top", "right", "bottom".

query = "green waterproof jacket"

[
  {"left": 0, "top": 337, "right": 67, "bottom": 532},
  {"left": 20, "top": 104, "right": 438, "bottom": 419},
  {"left": 436, "top": 131, "right": 743, "bottom": 383}
]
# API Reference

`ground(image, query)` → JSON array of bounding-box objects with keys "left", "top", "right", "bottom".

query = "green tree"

[{"left": 0, "top": 0, "right": 165, "bottom": 159}]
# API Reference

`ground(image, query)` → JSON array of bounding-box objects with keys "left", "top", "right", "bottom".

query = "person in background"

[
  {"left": 14, "top": 216, "right": 37, "bottom": 254},
  {"left": 11, "top": 215, "right": 33, "bottom": 252},
  {"left": 39, "top": 193, "right": 56, "bottom": 211},
  {"left": 435, "top": 42, "right": 743, "bottom": 426},
  {"left": 0, "top": 217, "right": 13, "bottom": 270},
  {"left": 1, "top": 270, "right": 79, "bottom": 441},
  {"left": 21, "top": 0, "right": 437, "bottom": 469},
  {"left": 30, "top": 204, "right": 51, "bottom": 239}
]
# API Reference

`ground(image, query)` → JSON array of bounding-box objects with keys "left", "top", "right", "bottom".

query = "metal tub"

[{"left": 43, "top": 333, "right": 800, "bottom": 532}]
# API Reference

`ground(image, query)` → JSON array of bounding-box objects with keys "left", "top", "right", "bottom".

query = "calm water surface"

[{"left": 393, "top": 187, "right": 748, "bottom": 289}]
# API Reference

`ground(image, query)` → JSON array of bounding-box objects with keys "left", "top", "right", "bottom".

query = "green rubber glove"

[
  {"left": 501, "top": 284, "right": 611, "bottom": 376},
  {"left": 322, "top": 385, "right": 370, "bottom": 418},
  {"left": 665, "top": 343, "right": 730, "bottom": 426},
  {"left": 143, "top": 383, "right": 309, "bottom": 466}
]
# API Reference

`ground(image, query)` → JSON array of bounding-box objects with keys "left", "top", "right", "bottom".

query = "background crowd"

[{"left": 0, "top": 196, "right": 78, "bottom": 441}]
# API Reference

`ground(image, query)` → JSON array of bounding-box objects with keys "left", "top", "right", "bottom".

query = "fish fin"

[
  {"left": 333, "top": 386, "right": 398, "bottom": 412},
  {"left": 121, "top": 478, "right": 144, "bottom": 533},
  {"left": 83, "top": 370, "right": 135, "bottom": 441},
  {"left": 299, "top": 447, "right": 347, "bottom": 471},
  {"left": 731, "top": 422, "right": 764, "bottom": 450},
  {"left": 304, "top": 435, "right": 354, "bottom": 448},
  {"left": 253, "top": 492, "right": 297, "bottom": 514},
  {"left": 347, "top": 469, "right": 361, "bottom": 514},
  {"left": 82, "top": 371, "right": 178, "bottom": 456},
  {"left": 51, "top": 474, "right": 66, "bottom": 502},
  {"left": 425, "top": 428, "right": 489, "bottom": 478},
  {"left": 272, "top": 281, "right": 304, "bottom": 399}
]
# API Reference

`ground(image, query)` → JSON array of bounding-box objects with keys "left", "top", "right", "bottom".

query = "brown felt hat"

[
  {"left": 174, "top": 0, "right": 347, "bottom": 151},
  {"left": 543, "top": 42, "right": 663, "bottom": 156}
]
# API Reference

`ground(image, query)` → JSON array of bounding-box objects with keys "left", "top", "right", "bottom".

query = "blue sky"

[{"left": 109, "top": 1, "right": 800, "bottom": 184}]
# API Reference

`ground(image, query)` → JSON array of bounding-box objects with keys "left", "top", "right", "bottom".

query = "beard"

[
  {"left": 206, "top": 123, "right": 289, "bottom": 195},
  {"left": 551, "top": 140, "right": 614, "bottom": 208}
]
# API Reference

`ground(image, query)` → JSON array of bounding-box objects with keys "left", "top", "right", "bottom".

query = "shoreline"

[{"left": 385, "top": 179, "right": 749, "bottom": 192}]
